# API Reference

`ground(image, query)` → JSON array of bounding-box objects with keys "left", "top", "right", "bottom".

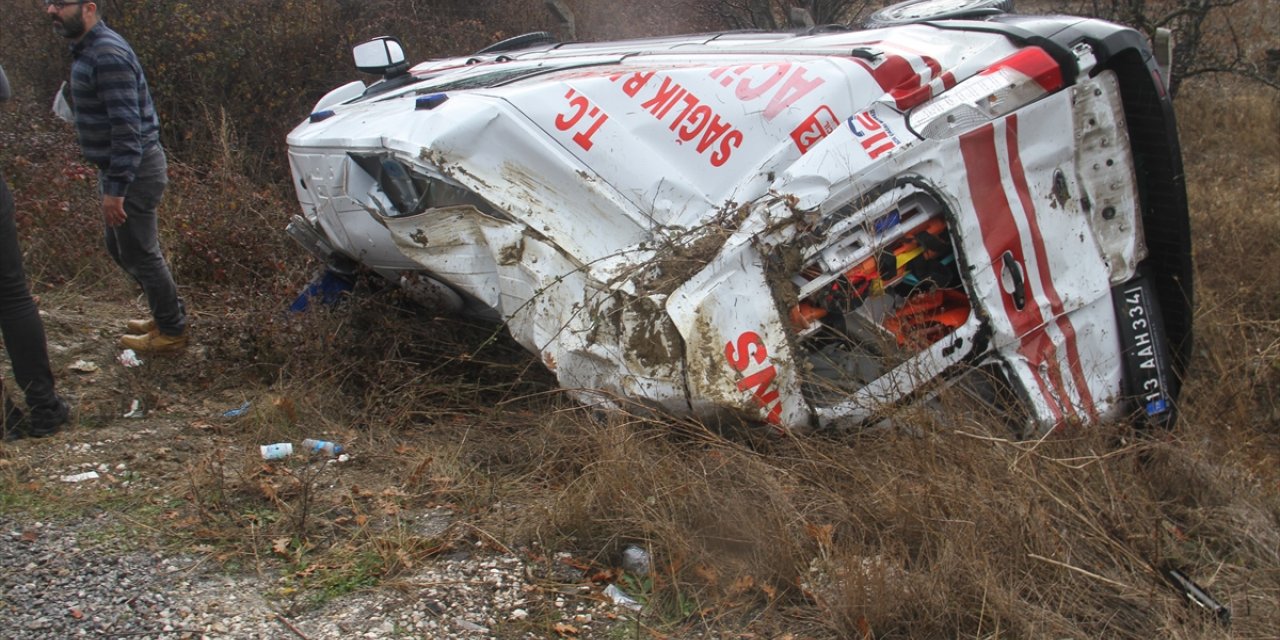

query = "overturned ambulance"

[{"left": 285, "top": 0, "right": 1192, "bottom": 435}]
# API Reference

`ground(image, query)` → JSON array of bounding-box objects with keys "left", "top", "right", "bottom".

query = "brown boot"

[
  {"left": 125, "top": 318, "right": 156, "bottom": 334},
  {"left": 119, "top": 330, "right": 189, "bottom": 354}
]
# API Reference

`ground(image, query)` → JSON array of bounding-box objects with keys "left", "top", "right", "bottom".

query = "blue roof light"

[{"left": 416, "top": 93, "right": 449, "bottom": 110}]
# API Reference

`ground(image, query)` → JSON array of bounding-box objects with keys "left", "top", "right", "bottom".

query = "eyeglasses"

[{"left": 45, "top": 1, "right": 89, "bottom": 8}]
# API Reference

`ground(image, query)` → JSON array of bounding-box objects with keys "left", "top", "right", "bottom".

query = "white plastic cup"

[{"left": 260, "top": 442, "right": 293, "bottom": 460}]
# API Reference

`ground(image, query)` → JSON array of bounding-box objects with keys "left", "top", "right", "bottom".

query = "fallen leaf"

[
  {"left": 559, "top": 555, "right": 592, "bottom": 571},
  {"left": 21, "top": 529, "right": 38, "bottom": 542},
  {"left": 258, "top": 480, "right": 279, "bottom": 502},
  {"left": 189, "top": 420, "right": 220, "bottom": 433},
  {"left": 553, "top": 622, "right": 579, "bottom": 636},
  {"left": 805, "top": 522, "right": 835, "bottom": 548},
  {"left": 585, "top": 568, "right": 618, "bottom": 583},
  {"left": 856, "top": 615, "right": 873, "bottom": 639},
  {"left": 693, "top": 563, "right": 719, "bottom": 584},
  {"left": 354, "top": 514, "right": 369, "bottom": 526},
  {"left": 728, "top": 575, "right": 755, "bottom": 596},
  {"left": 68, "top": 608, "right": 84, "bottom": 620},
  {"left": 271, "top": 396, "right": 297, "bottom": 422},
  {"left": 272, "top": 537, "right": 292, "bottom": 558}
]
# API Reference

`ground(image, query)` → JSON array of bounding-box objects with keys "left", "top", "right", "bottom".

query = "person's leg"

[
  {"left": 0, "top": 174, "right": 66, "bottom": 435},
  {"left": 103, "top": 147, "right": 186, "bottom": 336}
]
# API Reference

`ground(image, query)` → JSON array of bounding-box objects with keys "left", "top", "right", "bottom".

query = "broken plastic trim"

[
  {"left": 907, "top": 46, "right": 1063, "bottom": 139},
  {"left": 347, "top": 152, "right": 498, "bottom": 219}
]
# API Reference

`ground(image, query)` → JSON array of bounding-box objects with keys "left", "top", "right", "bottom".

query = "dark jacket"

[{"left": 69, "top": 21, "right": 161, "bottom": 197}]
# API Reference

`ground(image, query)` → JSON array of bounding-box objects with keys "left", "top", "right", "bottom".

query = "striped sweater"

[{"left": 69, "top": 22, "right": 160, "bottom": 197}]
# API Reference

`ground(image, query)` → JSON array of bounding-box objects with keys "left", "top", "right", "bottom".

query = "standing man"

[
  {"left": 48, "top": 0, "right": 188, "bottom": 353},
  {"left": 0, "top": 63, "right": 71, "bottom": 439}
]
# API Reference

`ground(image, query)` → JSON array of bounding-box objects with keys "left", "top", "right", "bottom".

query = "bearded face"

[{"left": 51, "top": 5, "right": 88, "bottom": 39}]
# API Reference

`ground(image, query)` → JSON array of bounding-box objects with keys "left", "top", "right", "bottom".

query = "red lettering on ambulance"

[
  {"left": 554, "top": 88, "right": 609, "bottom": 151},
  {"left": 764, "top": 67, "right": 826, "bottom": 120},
  {"left": 641, "top": 78, "right": 683, "bottom": 116},
  {"left": 853, "top": 111, "right": 881, "bottom": 133},
  {"left": 725, "top": 331, "right": 767, "bottom": 371},
  {"left": 735, "top": 62, "right": 791, "bottom": 100},
  {"left": 677, "top": 105, "right": 712, "bottom": 141},
  {"left": 711, "top": 129, "right": 744, "bottom": 167},
  {"left": 616, "top": 71, "right": 656, "bottom": 97},
  {"left": 617, "top": 71, "right": 746, "bottom": 167},
  {"left": 737, "top": 365, "right": 778, "bottom": 398},
  {"left": 790, "top": 105, "right": 839, "bottom": 154},
  {"left": 724, "top": 331, "right": 786, "bottom": 425},
  {"left": 670, "top": 94, "right": 702, "bottom": 133},
  {"left": 555, "top": 88, "right": 589, "bottom": 131},
  {"left": 695, "top": 115, "right": 733, "bottom": 155}
]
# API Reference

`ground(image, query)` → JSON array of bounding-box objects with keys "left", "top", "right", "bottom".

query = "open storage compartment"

[{"left": 789, "top": 189, "right": 973, "bottom": 411}]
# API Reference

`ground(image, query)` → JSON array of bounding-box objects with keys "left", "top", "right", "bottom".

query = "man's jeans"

[
  {"left": 0, "top": 173, "right": 59, "bottom": 411},
  {"left": 101, "top": 145, "right": 186, "bottom": 336}
]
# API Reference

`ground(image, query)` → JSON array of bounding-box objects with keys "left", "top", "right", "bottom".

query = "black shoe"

[{"left": 24, "top": 397, "right": 69, "bottom": 439}]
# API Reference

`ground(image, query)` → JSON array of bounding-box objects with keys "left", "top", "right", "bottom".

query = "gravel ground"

[
  {"left": 0, "top": 303, "right": 669, "bottom": 640},
  {"left": 0, "top": 514, "right": 636, "bottom": 639}
]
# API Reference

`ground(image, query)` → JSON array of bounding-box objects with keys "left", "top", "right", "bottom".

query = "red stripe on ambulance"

[
  {"left": 1004, "top": 116, "right": 1097, "bottom": 421},
  {"left": 854, "top": 52, "right": 946, "bottom": 110},
  {"left": 959, "top": 122, "right": 1082, "bottom": 423}
]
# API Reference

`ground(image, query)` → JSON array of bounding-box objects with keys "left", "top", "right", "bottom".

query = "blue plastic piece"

[
  {"left": 416, "top": 93, "right": 449, "bottom": 110},
  {"left": 290, "top": 269, "right": 355, "bottom": 312},
  {"left": 309, "top": 109, "right": 336, "bottom": 122},
  {"left": 223, "top": 401, "right": 252, "bottom": 418},
  {"left": 874, "top": 209, "right": 901, "bottom": 235},
  {"left": 1146, "top": 398, "right": 1170, "bottom": 416}
]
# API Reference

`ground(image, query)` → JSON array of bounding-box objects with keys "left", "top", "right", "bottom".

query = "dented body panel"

[{"left": 286, "top": 12, "right": 1191, "bottom": 434}]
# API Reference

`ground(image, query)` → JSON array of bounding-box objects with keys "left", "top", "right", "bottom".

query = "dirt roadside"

[{"left": 0, "top": 292, "right": 659, "bottom": 640}]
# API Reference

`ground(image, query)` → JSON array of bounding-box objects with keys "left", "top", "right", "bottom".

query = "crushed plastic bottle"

[{"left": 301, "top": 439, "right": 344, "bottom": 456}]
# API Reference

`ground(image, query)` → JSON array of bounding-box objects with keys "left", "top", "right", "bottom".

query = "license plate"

[{"left": 1114, "top": 276, "right": 1176, "bottom": 426}]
